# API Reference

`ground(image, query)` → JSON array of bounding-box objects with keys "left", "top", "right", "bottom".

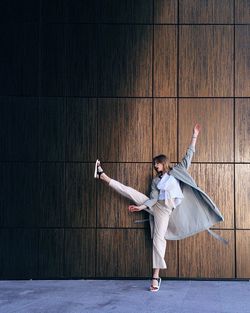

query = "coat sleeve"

[
  {"left": 176, "top": 144, "right": 195, "bottom": 170},
  {"left": 143, "top": 178, "right": 159, "bottom": 209}
]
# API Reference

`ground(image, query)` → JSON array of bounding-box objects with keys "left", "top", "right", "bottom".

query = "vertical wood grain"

[
  {"left": 153, "top": 98, "right": 177, "bottom": 162},
  {"left": 235, "top": 26, "right": 250, "bottom": 97},
  {"left": 0, "top": 229, "right": 38, "bottom": 279},
  {"left": 154, "top": 26, "right": 177, "bottom": 97},
  {"left": 235, "top": 164, "right": 250, "bottom": 229},
  {"left": 0, "top": 163, "right": 39, "bottom": 227},
  {"left": 235, "top": 0, "right": 250, "bottom": 24},
  {"left": 0, "top": 97, "right": 39, "bottom": 162},
  {"left": 65, "top": 163, "right": 96, "bottom": 227},
  {"left": 66, "top": 98, "right": 97, "bottom": 162},
  {"left": 179, "top": 230, "right": 235, "bottom": 278},
  {"left": 39, "top": 98, "right": 66, "bottom": 161},
  {"left": 179, "top": 99, "right": 234, "bottom": 162},
  {"left": 235, "top": 99, "right": 250, "bottom": 162},
  {"left": 64, "top": 229, "right": 96, "bottom": 278},
  {"left": 96, "top": 229, "right": 152, "bottom": 277},
  {"left": 179, "top": 0, "right": 234, "bottom": 23},
  {"left": 39, "top": 229, "right": 64, "bottom": 278},
  {"left": 189, "top": 164, "right": 234, "bottom": 229},
  {"left": 97, "top": 163, "right": 152, "bottom": 228},
  {"left": 98, "top": 98, "right": 152, "bottom": 162},
  {"left": 179, "top": 26, "right": 234, "bottom": 97},
  {"left": 154, "top": 0, "right": 177, "bottom": 24},
  {"left": 236, "top": 230, "right": 250, "bottom": 278},
  {"left": 39, "top": 163, "right": 65, "bottom": 227}
]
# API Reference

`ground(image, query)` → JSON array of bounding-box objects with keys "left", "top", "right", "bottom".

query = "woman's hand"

[
  {"left": 193, "top": 123, "right": 201, "bottom": 137},
  {"left": 128, "top": 205, "right": 143, "bottom": 212}
]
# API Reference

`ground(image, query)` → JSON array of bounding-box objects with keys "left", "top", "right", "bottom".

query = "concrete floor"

[{"left": 0, "top": 279, "right": 250, "bottom": 313}]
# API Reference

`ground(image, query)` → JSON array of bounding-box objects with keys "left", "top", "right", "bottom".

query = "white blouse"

[{"left": 157, "top": 173, "right": 184, "bottom": 208}]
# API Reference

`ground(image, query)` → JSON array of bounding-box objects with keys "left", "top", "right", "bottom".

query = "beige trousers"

[{"left": 109, "top": 179, "right": 173, "bottom": 269}]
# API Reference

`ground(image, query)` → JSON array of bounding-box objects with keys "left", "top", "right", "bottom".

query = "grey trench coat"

[{"left": 142, "top": 145, "right": 225, "bottom": 242}]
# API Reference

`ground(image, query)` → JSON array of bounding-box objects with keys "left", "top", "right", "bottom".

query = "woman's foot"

[
  {"left": 94, "top": 159, "right": 104, "bottom": 179},
  {"left": 150, "top": 277, "right": 161, "bottom": 292}
]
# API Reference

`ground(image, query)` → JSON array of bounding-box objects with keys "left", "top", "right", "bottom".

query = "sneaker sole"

[{"left": 94, "top": 159, "right": 99, "bottom": 178}]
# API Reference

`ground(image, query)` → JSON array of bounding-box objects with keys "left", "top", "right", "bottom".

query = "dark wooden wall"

[{"left": 0, "top": 0, "right": 249, "bottom": 279}]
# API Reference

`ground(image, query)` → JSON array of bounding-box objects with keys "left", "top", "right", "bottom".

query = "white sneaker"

[{"left": 94, "top": 159, "right": 104, "bottom": 179}]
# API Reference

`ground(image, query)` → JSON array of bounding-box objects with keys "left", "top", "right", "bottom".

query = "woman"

[{"left": 94, "top": 124, "right": 224, "bottom": 292}]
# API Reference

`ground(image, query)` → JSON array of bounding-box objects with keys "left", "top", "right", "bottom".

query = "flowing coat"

[{"left": 142, "top": 145, "right": 225, "bottom": 242}]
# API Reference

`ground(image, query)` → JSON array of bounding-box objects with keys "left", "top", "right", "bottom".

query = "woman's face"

[{"left": 154, "top": 161, "right": 164, "bottom": 173}]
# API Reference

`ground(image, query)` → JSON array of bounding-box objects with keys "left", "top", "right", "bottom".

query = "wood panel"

[
  {"left": 236, "top": 231, "right": 250, "bottom": 279},
  {"left": 65, "top": 25, "right": 152, "bottom": 97},
  {"left": 39, "top": 163, "right": 65, "bottom": 227},
  {"left": 39, "top": 229, "right": 64, "bottom": 278},
  {"left": 0, "top": 0, "right": 39, "bottom": 22},
  {"left": 179, "top": 26, "right": 234, "bottom": 97},
  {"left": 154, "top": 0, "right": 177, "bottom": 24},
  {"left": 160, "top": 241, "right": 178, "bottom": 278},
  {"left": 153, "top": 98, "right": 177, "bottom": 161},
  {"left": 235, "top": 0, "right": 250, "bottom": 23},
  {"left": 179, "top": 230, "right": 235, "bottom": 278},
  {"left": 154, "top": 26, "right": 177, "bottom": 97},
  {"left": 40, "top": 24, "right": 65, "bottom": 96},
  {"left": 65, "top": 163, "right": 96, "bottom": 227},
  {"left": 66, "top": 98, "right": 97, "bottom": 162},
  {"left": 0, "top": 97, "right": 39, "bottom": 162},
  {"left": 189, "top": 164, "right": 234, "bottom": 229},
  {"left": 97, "top": 163, "right": 152, "bottom": 228},
  {"left": 0, "top": 163, "right": 39, "bottom": 227},
  {"left": 96, "top": 229, "right": 152, "bottom": 277},
  {"left": 98, "top": 98, "right": 152, "bottom": 162},
  {"left": 64, "top": 229, "right": 96, "bottom": 278},
  {"left": 235, "top": 26, "right": 250, "bottom": 97},
  {"left": 235, "top": 99, "right": 250, "bottom": 162},
  {"left": 179, "top": 0, "right": 234, "bottom": 23},
  {"left": 179, "top": 99, "right": 234, "bottom": 162},
  {"left": 0, "top": 23, "right": 38, "bottom": 96},
  {"left": 235, "top": 164, "right": 250, "bottom": 229},
  {"left": 39, "top": 98, "right": 66, "bottom": 161},
  {"left": 0, "top": 229, "right": 38, "bottom": 279},
  {"left": 41, "top": 0, "right": 152, "bottom": 23}
]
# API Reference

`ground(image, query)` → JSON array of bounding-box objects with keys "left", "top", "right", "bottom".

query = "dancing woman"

[{"left": 94, "top": 124, "right": 224, "bottom": 292}]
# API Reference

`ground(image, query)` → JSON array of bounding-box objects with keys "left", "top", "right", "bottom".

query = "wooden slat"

[
  {"left": 96, "top": 229, "right": 152, "bottom": 277},
  {"left": 235, "top": 99, "right": 250, "bottom": 162},
  {"left": 189, "top": 164, "right": 234, "bottom": 229},
  {"left": 97, "top": 163, "right": 152, "bottom": 228},
  {"left": 39, "top": 229, "right": 64, "bottom": 278},
  {"left": 0, "top": 23, "right": 38, "bottom": 96},
  {"left": 64, "top": 229, "right": 96, "bottom": 278},
  {"left": 65, "top": 24, "right": 152, "bottom": 97},
  {"left": 179, "top": 0, "right": 234, "bottom": 23},
  {"left": 154, "top": 0, "right": 177, "bottom": 23},
  {"left": 179, "top": 26, "right": 234, "bottom": 97},
  {"left": 66, "top": 98, "right": 97, "bottom": 162},
  {"left": 153, "top": 98, "right": 177, "bottom": 162},
  {"left": 39, "top": 98, "right": 66, "bottom": 161},
  {"left": 0, "top": 163, "right": 39, "bottom": 227},
  {"left": 65, "top": 163, "right": 96, "bottom": 227},
  {"left": 154, "top": 26, "right": 177, "bottom": 97},
  {"left": 236, "top": 230, "right": 250, "bottom": 279},
  {"left": 235, "top": 164, "right": 250, "bottom": 229},
  {"left": 235, "top": 26, "right": 250, "bottom": 97},
  {"left": 179, "top": 230, "right": 235, "bottom": 278},
  {"left": 39, "top": 163, "right": 65, "bottom": 227},
  {"left": 40, "top": 24, "right": 65, "bottom": 96},
  {"left": 98, "top": 98, "right": 152, "bottom": 162},
  {"left": 179, "top": 99, "right": 234, "bottom": 162},
  {"left": 235, "top": 0, "right": 250, "bottom": 23},
  {"left": 0, "top": 97, "right": 39, "bottom": 162},
  {"left": 0, "top": 229, "right": 38, "bottom": 279}
]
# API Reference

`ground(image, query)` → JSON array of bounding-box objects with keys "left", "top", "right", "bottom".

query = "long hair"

[{"left": 152, "top": 154, "right": 172, "bottom": 174}]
